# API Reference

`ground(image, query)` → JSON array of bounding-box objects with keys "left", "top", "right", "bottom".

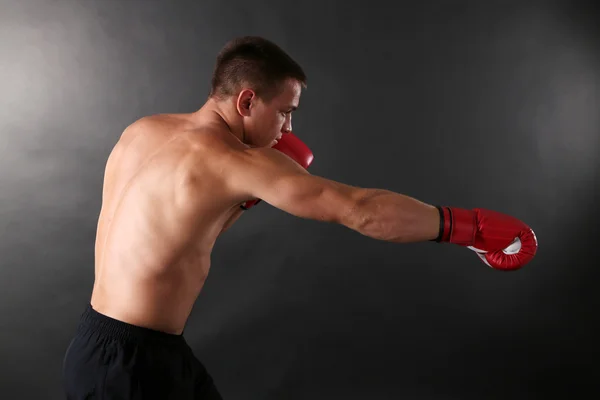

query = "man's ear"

[{"left": 236, "top": 89, "right": 255, "bottom": 117}]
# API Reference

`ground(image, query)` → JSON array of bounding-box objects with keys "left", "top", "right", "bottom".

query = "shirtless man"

[{"left": 62, "top": 36, "right": 538, "bottom": 399}]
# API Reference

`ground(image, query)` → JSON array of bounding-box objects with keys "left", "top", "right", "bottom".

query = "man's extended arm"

[{"left": 222, "top": 134, "right": 537, "bottom": 269}]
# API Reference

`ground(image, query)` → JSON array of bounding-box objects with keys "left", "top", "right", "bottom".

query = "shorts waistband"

[{"left": 78, "top": 304, "right": 187, "bottom": 347}]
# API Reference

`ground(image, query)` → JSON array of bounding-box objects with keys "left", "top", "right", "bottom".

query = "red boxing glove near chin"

[
  {"left": 241, "top": 132, "right": 314, "bottom": 210},
  {"left": 272, "top": 132, "right": 314, "bottom": 169},
  {"left": 435, "top": 206, "right": 538, "bottom": 270}
]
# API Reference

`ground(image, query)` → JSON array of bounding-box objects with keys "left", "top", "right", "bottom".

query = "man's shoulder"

[
  {"left": 181, "top": 120, "right": 247, "bottom": 155},
  {"left": 124, "top": 113, "right": 188, "bottom": 134},
  {"left": 118, "top": 113, "right": 250, "bottom": 167},
  {"left": 123, "top": 114, "right": 227, "bottom": 143}
]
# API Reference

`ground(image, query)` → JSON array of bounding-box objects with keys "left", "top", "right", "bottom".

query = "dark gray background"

[{"left": 1, "top": 0, "right": 598, "bottom": 399}]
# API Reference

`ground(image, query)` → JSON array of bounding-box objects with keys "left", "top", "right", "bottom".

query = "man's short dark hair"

[{"left": 209, "top": 36, "right": 307, "bottom": 102}]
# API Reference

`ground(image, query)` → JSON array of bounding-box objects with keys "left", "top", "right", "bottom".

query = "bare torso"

[{"left": 91, "top": 112, "right": 247, "bottom": 334}]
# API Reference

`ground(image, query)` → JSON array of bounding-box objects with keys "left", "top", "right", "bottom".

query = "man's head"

[{"left": 209, "top": 36, "right": 307, "bottom": 147}]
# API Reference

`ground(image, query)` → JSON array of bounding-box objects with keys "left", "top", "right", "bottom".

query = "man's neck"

[{"left": 196, "top": 98, "right": 245, "bottom": 143}]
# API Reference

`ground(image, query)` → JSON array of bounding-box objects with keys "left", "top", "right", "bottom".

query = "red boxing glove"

[
  {"left": 241, "top": 132, "right": 314, "bottom": 210},
  {"left": 436, "top": 206, "right": 538, "bottom": 270},
  {"left": 272, "top": 132, "right": 314, "bottom": 169}
]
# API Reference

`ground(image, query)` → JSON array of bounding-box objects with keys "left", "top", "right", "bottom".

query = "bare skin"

[{"left": 91, "top": 78, "right": 440, "bottom": 335}]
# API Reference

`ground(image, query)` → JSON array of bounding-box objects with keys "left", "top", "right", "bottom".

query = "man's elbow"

[
  {"left": 339, "top": 189, "right": 388, "bottom": 240},
  {"left": 220, "top": 208, "right": 244, "bottom": 234},
  {"left": 334, "top": 193, "right": 369, "bottom": 232}
]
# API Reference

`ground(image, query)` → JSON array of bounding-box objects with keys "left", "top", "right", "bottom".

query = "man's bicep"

[
  {"left": 267, "top": 174, "right": 361, "bottom": 224},
  {"left": 224, "top": 148, "right": 360, "bottom": 224},
  {"left": 223, "top": 147, "right": 304, "bottom": 200}
]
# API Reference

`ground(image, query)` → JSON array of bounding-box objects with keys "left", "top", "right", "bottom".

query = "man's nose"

[{"left": 282, "top": 119, "right": 292, "bottom": 133}]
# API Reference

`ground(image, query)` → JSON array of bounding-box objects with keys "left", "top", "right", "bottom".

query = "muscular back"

[{"left": 91, "top": 114, "right": 244, "bottom": 334}]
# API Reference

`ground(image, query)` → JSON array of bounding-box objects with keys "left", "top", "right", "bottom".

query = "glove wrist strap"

[
  {"left": 432, "top": 206, "right": 442, "bottom": 242},
  {"left": 432, "top": 206, "right": 451, "bottom": 242}
]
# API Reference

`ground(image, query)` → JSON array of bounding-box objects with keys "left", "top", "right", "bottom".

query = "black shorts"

[{"left": 63, "top": 304, "right": 223, "bottom": 399}]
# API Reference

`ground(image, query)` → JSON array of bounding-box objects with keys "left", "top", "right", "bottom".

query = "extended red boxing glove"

[
  {"left": 241, "top": 132, "right": 314, "bottom": 210},
  {"left": 435, "top": 206, "right": 538, "bottom": 270}
]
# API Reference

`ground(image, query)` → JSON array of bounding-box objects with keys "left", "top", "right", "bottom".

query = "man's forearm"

[{"left": 349, "top": 188, "right": 440, "bottom": 243}]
